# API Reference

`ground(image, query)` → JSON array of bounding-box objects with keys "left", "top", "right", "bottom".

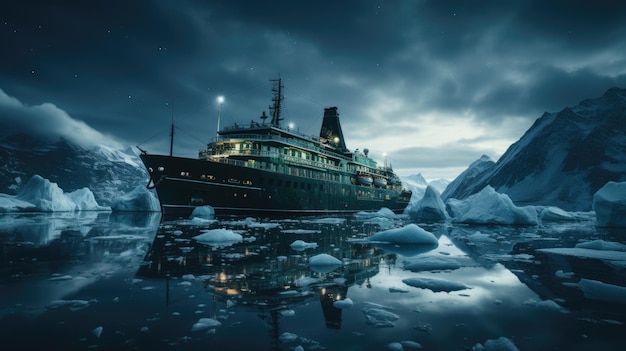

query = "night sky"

[{"left": 2, "top": 0, "right": 626, "bottom": 181}]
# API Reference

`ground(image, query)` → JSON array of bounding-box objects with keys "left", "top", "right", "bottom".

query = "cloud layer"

[{"left": 2, "top": 0, "right": 626, "bottom": 180}]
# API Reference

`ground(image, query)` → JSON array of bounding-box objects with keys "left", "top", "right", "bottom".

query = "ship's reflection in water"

[
  {"left": 136, "top": 216, "right": 397, "bottom": 341},
  {"left": 1, "top": 212, "right": 625, "bottom": 350}
]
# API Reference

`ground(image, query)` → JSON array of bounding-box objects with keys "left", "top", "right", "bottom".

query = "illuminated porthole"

[
  {"left": 148, "top": 167, "right": 154, "bottom": 172},
  {"left": 157, "top": 166, "right": 165, "bottom": 172}
]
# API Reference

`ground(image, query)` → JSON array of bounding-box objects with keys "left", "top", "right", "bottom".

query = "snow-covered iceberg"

[
  {"left": 309, "top": 253, "right": 342, "bottom": 273},
  {"left": 408, "top": 184, "right": 448, "bottom": 221},
  {"left": 593, "top": 181, "right": 626, "bottom": 227},
  {"left": 447, "top": 186, "right": 538, "bottom": 225},
  {"left": 0, "top": 174, "right": 109, "bottom": 212}
]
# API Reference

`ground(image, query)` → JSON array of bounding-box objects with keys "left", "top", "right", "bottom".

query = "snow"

[
  {"left": 577, "top": 278, "right": 626, "bottom": 304},
  {"left": 472, "top": 337, "right": 519, "bottom": 351},
  {"left": 369, "top": 224, "right": 438, "bottom": 245},
  {"left": 193, "top": 229, "right": 243, "bottom": 246},
  {"left": 0, "top": 174, "right": 109, "bottom": 212},
  {"left": 447, "top": 185, "right": 538, "bottom": 225},
  {"left": 290, "top": 239, "right": 319, "bottom": 251},
  {"left": 408, "top": 185, "right": 448, "bottom": 221},
  {"left": 402, "top": 277, "right": 470, "bottom": 292},
  {"left": 593, "top": 181, "right": 626, "bottom": 227},
  {"left": 110, "top": 185, "right": 160, "bottom": 212}
]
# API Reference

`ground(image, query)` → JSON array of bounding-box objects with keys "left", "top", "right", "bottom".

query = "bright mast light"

[{"left": 216, "top": 96, "right": 224, "bottom": 139}]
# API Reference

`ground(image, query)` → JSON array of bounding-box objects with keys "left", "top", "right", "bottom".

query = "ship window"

[
  {"left": 277, "top": 180, "right": 282, "bottom": 186},
  {"left": 286, "top": 181, "right": 291, "bottom": 188},
  {"left": 228, "top": 178, "right": 240, "bottom": 184},
  {"left": 293, "top": 182, "right": 298, "bottom": 189},
  {"left": 180, "top": 171, "right": 190, "bottom": 177},
  {"left": 300, "top": 183, "right": 305, "bottom": 189},
  {"left": 158, "top": 166, "right": 165, "bottom": 172},
  {"left": 307, "top": 183, "right": 311, "bottom": 190},
  {"left": 243, "top": 180, "right": 252, "bottom": 185},
  {"left": 268, "top": 179, "right": 274, "bottom": 186}
]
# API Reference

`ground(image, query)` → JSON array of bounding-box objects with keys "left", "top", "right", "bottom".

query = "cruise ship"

[{"left": 139, "top": 78, "right": 412, "bottom": 216}]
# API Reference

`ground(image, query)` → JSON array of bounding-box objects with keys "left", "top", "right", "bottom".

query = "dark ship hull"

[
  {"left": 140, "top": 153, "right": 411, "bottom": 216},
  {"left": 139, "top": 78, "right": 412, "bottom": 217}
]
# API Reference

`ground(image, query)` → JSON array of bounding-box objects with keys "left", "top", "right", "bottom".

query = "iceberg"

[
  {"left": 369, "top": 224, "right": 438, "bottom": 245},
  {"left": 577, "top": 278, "right": 626, "bottom": 304},
  {"left": 193, "top": 229, "right": 243, "bottom": 246},
  {"left": 537, "top": 206, "right": 577, "bottom": 222},
  {"left": 593, "top": 181, "right": 626, "bottom": 227},
  {"left": 110, "top": 185, "right": 160, "bottom": 212},
  {"left": 0, "top": 174, "right": 109, "bottom": 212},
  {"left": 472, "top": 337, "right": 519, "bottom": 351},
  {"left": 408, "top": 185, "right": 448, "bottom": 221},
  {"left": 447, "top": 186, "right": 538, "bottom": 225},
  {"left": 290, "top": 239, "right": 319, "bottom": 251}
]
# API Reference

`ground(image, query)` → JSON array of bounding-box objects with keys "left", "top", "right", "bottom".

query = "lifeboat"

[
  {"left": 373, "top": 176, "right": 387, "bottom": 187},
  {"left": 356, "top": 173, "right": 374, "bottom": 186}
]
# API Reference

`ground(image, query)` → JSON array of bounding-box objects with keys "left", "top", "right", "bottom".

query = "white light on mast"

[{"left": 216, "top": 96, "right": 224, "bottom": 139}]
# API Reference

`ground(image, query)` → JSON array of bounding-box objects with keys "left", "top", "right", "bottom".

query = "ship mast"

[
  {"left": 269, "top": 78, "right": 284, "bottom": 127},
  {"left": 169, "top": 99, "right": 174, "bottom": 156}
]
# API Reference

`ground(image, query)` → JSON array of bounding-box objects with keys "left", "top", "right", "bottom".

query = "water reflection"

[{"left": 0, "top": 213, "right": 624, "bottom": 350}]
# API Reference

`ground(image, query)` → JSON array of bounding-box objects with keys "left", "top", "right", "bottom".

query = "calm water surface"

[{"left": 1, "top": 211, "right": 625, "bottom": 350}]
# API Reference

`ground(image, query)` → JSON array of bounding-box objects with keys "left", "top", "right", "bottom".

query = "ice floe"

[
  {"left": 290, "top": 239, "right": 319, "bottom": 251},
  {"left": 369, "top": 224, "right": 438, "bottom": 245},
  {"left": 402, "top": 256, "right": 462, "bottom": 272},
  {"left": 190, "top": 205, "right": 215, "bottom": 220},
  {"left": 523, "top": 298, "right": 568, "bottom": 313},
  {"left": 593, "top": 181, "right": 626, "bottom": 227},
  {"left": 309, "top": 253, "right": 342, "bottom": 273},
  {"left": 402, "top": 277, "right": 470, "bottom": 292},
  {"left": 447, "top": 185, "right": 538, "bottom": 225},
  {"left": 191, "top": 317, "right": 221, "bottom": 332},
  {"left": 333, "top": 298, "right": 354, "bottom": 309},
  {"left": 472, "top": 337, "right": 519, "bottom": 351},
  {"left": 577, "top": 278, "right": 626, "bottom": 304},
  {"left": 387, "top": 340, "right": 423, "bottom": 350},
  {"left": 193, "top": 229, "right": 243, "bottom": 247},
  {"left": 362, "top": 304, "right": 400, "bottom": 327}
]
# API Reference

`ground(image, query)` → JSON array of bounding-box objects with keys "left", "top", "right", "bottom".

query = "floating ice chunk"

[
  {"left": 246, "top": 221, "right": 281, "bottom": 229},
  {"left": 466, "top": 231, "right": 497, "bottom": 243},
  {"left": 279, "top": 332, "right": 298, "bottom": 343},
  {"left": 523, "top": 298, "right": 568, "bottom": 313},
  {"left": 280, "top": 229, "right": 322, "bottom": 234},
  {"left": 91, "top": 326, "right": 103, "bottom": 338},
  {"left": 309, "top": 254, "right": 342, "bottom": 273},
  {"left": 402, "top": 277, "right": 469, "bottom": 292},
  {"left": 290, "top": 239, "right": 319, "bottom": 251},
  {"left": 389, "top": 287, "right": 409, "bottom": 293},
  {"left": 575, "top": 239, "right": 626, "bottom": 251},
  {"left": 182, "top": 274, "right": 196, "bottom": 281},
  {"left": 295, "top": 346, "right": 304, "bottom": 351},
  {"left": 538, "top": 206, "right": 577, "bottom": 222},
  {"left": 190, "top": 205, "right": 214, "bottom": 219},
  {"left": 448, "top": 185, "right": 538, "bottom": 225},
  {"left": 280, "top": 309, "right": 296, "bottom": 317},
  {"left": 555, "top": 270, "right": 575, "bottom": 279},
  {"left": 472, "top": 337, "right": 519, "bottom": 351},
  {"left": 333, "top": 298, "right": 353, "bottom": 309},
  {"left": 538, "top": 247, "right": 626, "bottom": 263},
  {"left": 593, "top": 181, "right": 626, "bottom": 227},
  {"left": 49, "top": 274, "right": 73, "bottom": 281},
  {"left": 577, "top": 278, "right": 626, "bottom": 304},
  {"left": 303, "top": 217, "right": 346, "bottom": 224},
  {"left": 403, "top": 256, "right": 462, "bottom": 272},
  {"left": 400, "top": 340, "right": 423, "bottom": 349},
  {"left": 370, "top": 224, "right": 438, "bottom": 245},
  {"left": 110, "top": 184, "right": 159, "bottom": 212},
  {"left": 191, "top": 317, "right": 221, "bottom": 332},
  {"left": 355, "top": 207, "right": 397, "bottom": 219},
  {"left": 387, "top": 342, "right": 403, "bottom": 351},
  {"left": 362, "top": 307, "right": 400, "bottom": 327},
  {"left": 193, "top": 229, "right": 243, "bottom": 246}
]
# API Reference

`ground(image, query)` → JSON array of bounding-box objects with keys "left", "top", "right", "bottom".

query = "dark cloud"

[{"left": 1, "top": 0, "right": 625, "bottom": 180}]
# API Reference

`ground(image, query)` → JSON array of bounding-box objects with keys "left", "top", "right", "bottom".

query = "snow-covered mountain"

[
  {"left": 443, "top": 87, "right": 626, "bottom": 211},
  {"left": 0, "top": 133, "right": 150, "bottom": 208}
]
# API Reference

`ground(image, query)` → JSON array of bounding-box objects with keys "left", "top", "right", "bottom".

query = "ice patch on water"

[
  {"left": 523, "top": 298, "right": 568, "bottom": 313},
  {"left": 402, "top": 277, "right": 470, "bottom": 293},
  {"left": 333, "top": 298, "right": 353, "bottom": 309},
  {"left": 369, "top": 224, "right": 438, "bottom": 245},
  {"left": 472, "top": 337, "right": 519, "bottom": 351},
  {"left": 290, "top": 239, "right": 318, "bottom": 251},
  {"left": 402, "top": 256, "right": 462, "bottom": 272}
]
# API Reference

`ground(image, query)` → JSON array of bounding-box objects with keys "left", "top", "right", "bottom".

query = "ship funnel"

[{"left": 320, "top": 107, "right": 348, "bottom": 152}]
